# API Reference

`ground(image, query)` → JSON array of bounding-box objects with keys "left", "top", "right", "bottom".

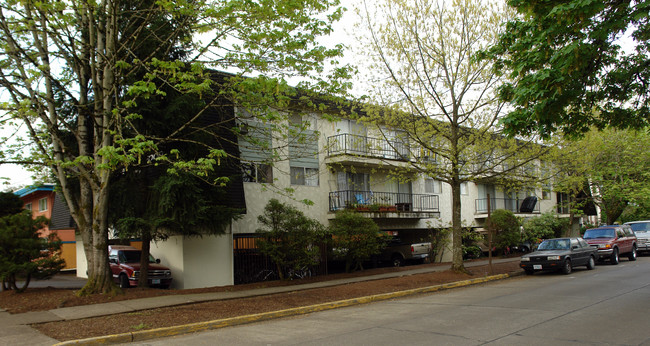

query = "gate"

[{"left": 233, "top": 234, "right": 327, "bottom": 284}]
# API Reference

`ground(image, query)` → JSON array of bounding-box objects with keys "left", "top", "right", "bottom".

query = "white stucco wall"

[
  {"left": 75, "top": 234, "right": 87, "bottom": 278},
  {"left": 150, "top": 236, "right": 185, "bottom": 289},
  {"left": 181, "top": 233, "right": 233, "bottom": 288}
]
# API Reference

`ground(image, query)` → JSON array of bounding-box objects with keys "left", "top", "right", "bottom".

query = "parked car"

[
  {"left": 624, "top": 220, "right": 650, "bottom": 254},
  {"left": 520, "top": 237, "right": 597, "bottom": 275},
  {"left": 582, "top": 225, "right": 637, "bottom": 264},
  {"left": 108, "top": 245, "right": 172, "bottom": 288},
  {"left": 375, "top": 237, "right": 431, "bottom": 267}
]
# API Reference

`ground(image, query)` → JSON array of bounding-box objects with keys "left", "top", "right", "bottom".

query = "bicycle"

[{"left": 287, "top": 266, "right": 312, "bottom": 280}]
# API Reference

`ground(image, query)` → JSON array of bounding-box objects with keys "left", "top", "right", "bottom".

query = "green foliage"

[
  {"left": 555, "top": 128, "right": 650, "bottom": 224},
  {"left": 0, "top": 211, "right": 65, "bottom": 292},
  {"left": 356, "top": 0, "right": 553, "bottom": 271},
  {"left": 0, "top": 192, "right": 23, "bottom": 217},
  {"left": 256, "top": 199, "right": 325, "bottom": 280},
  {"left": 486, "top": 209, "right": 521, "bottom": 251},
  {"left": 462, "top": 228, "right": 484, "bottom": 260},
  {"left": 329, "top": 210, "right": 385, "bottom": 272},
  {"left": 428, "top": 227, "right": 452, "bottom": 263},
  {"left": 0, "top": 0, "right": 350, "bottom": 294},
  {"left": 488, "top": 0, "right": 650, "bottom": 138},
  {"left": 522, "top": 212, "right": 569, "bottom": 244}
]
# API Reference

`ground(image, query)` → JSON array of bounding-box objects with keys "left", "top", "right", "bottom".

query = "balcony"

[
  {"left": 327, "top": 134, "right": 410, "bottom": 161},
  {"left": 475, "top": 196, "right": 540, "bottom": 217},
  {"left": 329, "top": 190, "right": 439, "bottom": 219}
]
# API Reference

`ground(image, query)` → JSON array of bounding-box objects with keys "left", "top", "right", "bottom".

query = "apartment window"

[
  {"left": 38, "top": 197, "right": 47, "bottom": 212},
  {"left": 24, "top": 203, "right": 32, "bottom": 211},
  {"left": 425, "top": 178, "right": 442, "bottom": 194},
  {"left": 557, "top": 192, "right": 570, "bottom": 214},
  {"left": 542, "top": 183, "right": 552, "bottom": 200},
  {"left": 290, "top": 167, "right": 319, "bottom": 186},
  {"left": 242, "top": 162, "right": 273, "bottom": 183},
  {"left": 460, "top": 182, "right": 468, "bottom": 195}
]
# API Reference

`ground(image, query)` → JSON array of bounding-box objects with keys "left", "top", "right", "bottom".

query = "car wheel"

[
  {"left": 561, "top": 259, "right": 572, "bottom": 275},
  {"left": 628, "top": 246, "right": 637, "bottom": 261},
  {"left": 611, "top": 248, "right": 619, "bottom": 265},
  {"left": 586, "top": 256, "right": 595, "bottom": 270},
  {"left": 524, "top": 269, "right": 534, "bottom": 275},
  {"left": 119, "top": 274, "right": 130, "bottom": 288},
  {"left": 392, "top": 255, "right": 404, "bottom": 267}
]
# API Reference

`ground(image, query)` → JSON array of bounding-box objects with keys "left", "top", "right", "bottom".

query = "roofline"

[{"left": 14, "top": 184, "right": 55, "bottom": 197}]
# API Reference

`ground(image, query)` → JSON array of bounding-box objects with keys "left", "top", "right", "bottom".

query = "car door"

[
  {"left": 570, "top": 238, "right": 587, "bottom": 265},
  {"left": 616, "top": 228, "right": 630, "bottom": 253},
  {"left": 578, "top": 238, "right": 595, "bottom": 260},
  {"left": 108, "top": 250, "right": 120, "bottom": 279}
]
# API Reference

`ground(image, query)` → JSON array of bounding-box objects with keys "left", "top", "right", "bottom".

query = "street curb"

[{"left": 53, "top": 271, "right": 521, "bottom": 345}]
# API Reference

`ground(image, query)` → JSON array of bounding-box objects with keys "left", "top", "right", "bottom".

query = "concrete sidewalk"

[{"left": 0, "top": 257, "right": 520, "bottom": 345}]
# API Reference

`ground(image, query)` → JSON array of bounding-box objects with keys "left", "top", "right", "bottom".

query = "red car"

[
  {"left": 582, "top": 225, "right": 637, "bottom": 264},
  {"left": 108, "top": 245, "right": 172, "bottom": 288}
]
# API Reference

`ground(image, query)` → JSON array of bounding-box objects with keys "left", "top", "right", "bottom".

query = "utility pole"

[{"left": 487, "top": 194, "right": 493, "bottom": 275}]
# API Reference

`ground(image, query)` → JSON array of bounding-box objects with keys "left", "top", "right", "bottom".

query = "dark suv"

[{"left": 582, "top": 225, "right": 637, "bottom": 264}]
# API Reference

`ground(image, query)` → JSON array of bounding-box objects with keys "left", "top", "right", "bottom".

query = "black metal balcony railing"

[
  {"left": 327, "top": 133, "right": 410, "bottom": 161},
  {"left": 329, "top": 190, "right": 439, "bottom": 213},
  {"left": 475, "top": 197, "right": 540, "bottom": 214}
]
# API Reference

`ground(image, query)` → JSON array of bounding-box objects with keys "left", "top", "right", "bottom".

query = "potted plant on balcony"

[
  {"left": 378, "top": 204, "right": 397, "bottom": 212},
  {"left": 354, "top": 204, "right": 370, "bottom": 212}
]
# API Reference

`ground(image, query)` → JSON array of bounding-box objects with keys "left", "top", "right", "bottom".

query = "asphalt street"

[{"left": 128, "top": 256, "right": 650, "bottom": 345}]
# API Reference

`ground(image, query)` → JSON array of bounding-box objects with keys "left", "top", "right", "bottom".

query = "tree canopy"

[
  {"left": 355, "top": 0, "right": 552, "bottom": 272},
  {"left": 0, "top": 0, "right": 351, "bottom": 294},
  {"left": 554, "top": 128, "right": 650, "bottom": 224},
  {"left": 488, "top": 0, "right": 650, "bottom": 138},
  {"left": 256, "top": 199, "right": 325, "bottom": 280},
  {"left": 329, "top": 210, "right": 384, "bottom": 272},
  {"left": 0, "top": 193, "right": 64, "bottom": 292}
]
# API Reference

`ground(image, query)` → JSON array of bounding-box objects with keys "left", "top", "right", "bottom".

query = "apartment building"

[
  {"left": 128, "top": 108, "right": 575, "bottom": 289},
  {"left": 15, "top": 184, "right": 77, "bottom": 270}
]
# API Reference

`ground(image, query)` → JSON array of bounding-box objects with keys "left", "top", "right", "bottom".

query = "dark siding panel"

[
  {"left": 200, "top": 96, "right": 246, "bottom": 211},
  {"left": 50, "top": 193, "right": 76, "bottom": 230}
]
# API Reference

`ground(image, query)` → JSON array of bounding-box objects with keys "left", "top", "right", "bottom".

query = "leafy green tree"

[
  {"left": 554, "top": 128, "right": 650, "bottom": 225},
  {"left": 0, "top": 211, "right": 64, "bottom": 292},
  {"left": 109, "top": 171, "right": 241, "bottom": 287},
  {"left": 522, "top": 212, "right": 568, "bottom": 245},
  {"left": 462, "top": 228, "right": 484, "bottom": 260},
  {"left": 356, "top": 0, "right": 552, "bottom": 272},
  {"left": 0, "top": 0, "right": 350, "bottom": 294},
  {"left": 329, "top": 210, "right": 385, "bottom": 272},
  {"left": 429, "top": 227, "right": 452, "bottom": 263},
  {"left": 0, "top": 192, "right": 23, "bottom": 217},
  {"left": 488, "top": 0, "right": 650, "bottom": 138},
  {"left": 485, "top": 209, "right": 521, "bottom": 252},
  {"left": 256, "top": 199, "right": 325, "bottom": 280}
]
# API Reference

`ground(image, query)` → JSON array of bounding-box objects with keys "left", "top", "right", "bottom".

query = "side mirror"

[
  {"left": 572, "top": 246, "right": 578, "bottom": 250},
  {"left": 109, "top": 258, "right": 118, "bottom": 264},
  {"left": 156, "top": 259, "right": 161, "bottom": 264}
]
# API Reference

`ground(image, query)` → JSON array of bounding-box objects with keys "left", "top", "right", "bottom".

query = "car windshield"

[
  {"left": 119, "top": 250, "right": 157, "bottom": 263},
  {"left": 537, "top": 239, "right": 570, "bottom": 250},
  {"left": 583, "top": 228, "right": 616, "bottom": 239},
  {"left": 629, "top": 222, "right": 650, "bottom": 233}
]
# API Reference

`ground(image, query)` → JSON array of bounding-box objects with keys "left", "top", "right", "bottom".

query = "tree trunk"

[
  {"left": 451, "top": 180, "right": 466, "bottom": 273},
  {"left": 138, "top": 231, "right": 152, "bottom": 288}
]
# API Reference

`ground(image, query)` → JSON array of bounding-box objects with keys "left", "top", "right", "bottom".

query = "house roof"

[{"left": 14, "top": 184, "right": 55, "bottom": 197}]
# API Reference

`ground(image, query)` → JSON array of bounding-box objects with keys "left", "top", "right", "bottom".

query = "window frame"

[
  {"left": 460, "top": 182, "right": 468, "bottom": 195},
  {"left": 242, "top": 161, "right": 273, "bottom": 184},
  {"left": 425, "top": 178, "right": 442, "bottom": 194},
  {"left": 290, "top": 166, "right": 319, "bottom": 186},
  {"left": 38, "top": 197, "right": 48, "bottom": 212}
]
